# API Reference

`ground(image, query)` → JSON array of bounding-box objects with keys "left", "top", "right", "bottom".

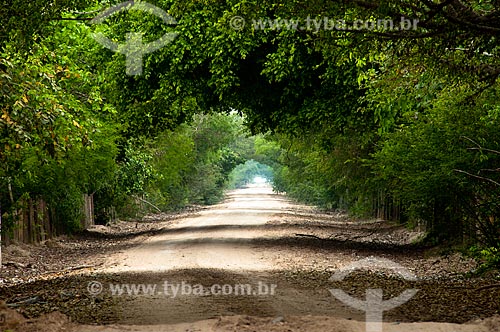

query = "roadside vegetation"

[{"left": 1, "top": 0, "right": 499, "bottom": 269}]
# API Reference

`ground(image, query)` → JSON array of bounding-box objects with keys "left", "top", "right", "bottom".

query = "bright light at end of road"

[{"left": 253, "top": 176, "right": 267, "bottom": 184}]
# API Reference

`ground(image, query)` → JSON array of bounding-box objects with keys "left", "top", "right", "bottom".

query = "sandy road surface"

[
  {"left": 103, "top": 186, "right": 296, "bottom": 272},
  {"left": 67, "top": 185, "right": 499, "bottom": 332},
  {"left": 0, "top": 187, "right": 500, "bottom": 332},
  {"left": 93, "top": 186, "right": 361, "bottom": 326}
]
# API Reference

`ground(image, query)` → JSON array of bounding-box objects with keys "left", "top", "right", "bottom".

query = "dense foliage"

[{"left": 1, "top": 0, "right": 499, "bottom": 266}]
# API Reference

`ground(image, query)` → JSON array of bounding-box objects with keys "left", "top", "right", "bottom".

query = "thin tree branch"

[
  {"left": 453, "top": 169, "right": 500, "bottom": 186},
  {"left": 479, "top": 168, "right": 500, "bottom": 173},
  {"left": 467, "top": 147, "right": 500, "bottom": 156},
  {"left": 133, "top": 195, "right": 162, "bottom": 212}
]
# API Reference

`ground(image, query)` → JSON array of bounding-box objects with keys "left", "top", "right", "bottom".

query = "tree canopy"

[{"left": 1, "top": 0, "right": 499, "bottom": 266}]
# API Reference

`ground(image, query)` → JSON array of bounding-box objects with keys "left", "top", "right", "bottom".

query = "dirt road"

[
  {"left": 103, "top": 186, "right": 294, "bottom": 272},
  {"left": 73, "top": 185, "right": 498, "bottom": 331},
  {"left": 1, "top": 185, "right": 499, "bottom": 331}
]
